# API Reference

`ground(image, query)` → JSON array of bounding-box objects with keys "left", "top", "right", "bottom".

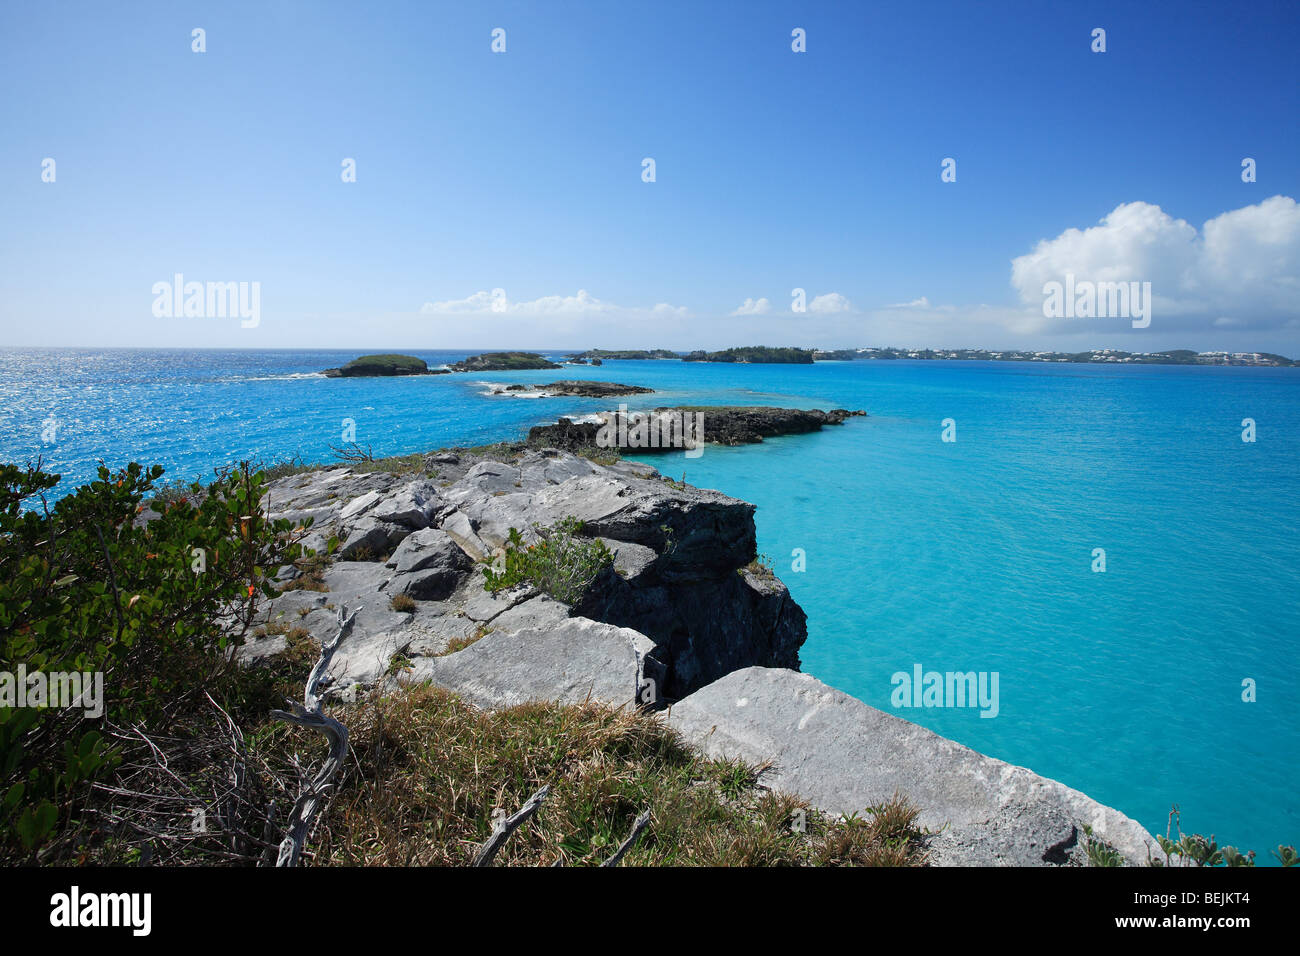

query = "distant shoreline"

[{"left": 4, "top": 344, "right": 1295, "bottom": 368}]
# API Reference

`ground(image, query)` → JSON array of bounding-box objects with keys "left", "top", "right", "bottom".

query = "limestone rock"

[
  {"left": 669, "top": 667, "right": 1157, "bottom": 867},
  {"left": 403, "top": 617, "right": 665, "bottom": 710}
]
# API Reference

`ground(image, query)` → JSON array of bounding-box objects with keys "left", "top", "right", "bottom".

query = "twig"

[
  {"left": 601, "top": 809, "right": 651, "bottom": 866},
  {"left": 472, "top": 785, "right": 550, "bottom": 867},
  {"left": 329, "top": 442, "right": 375, "bottom": 464},
  {"left": 93, "top": 524, "right": 126, "bottom": 642}
]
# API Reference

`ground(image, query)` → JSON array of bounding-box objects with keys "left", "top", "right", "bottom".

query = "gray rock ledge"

[{"left": 669, "top": 666, "right": 1157, "bottom": 867}]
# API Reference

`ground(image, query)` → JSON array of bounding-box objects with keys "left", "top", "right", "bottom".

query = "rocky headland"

[{"left": 241, "top": 440, "right": 1156, "bottom": 866}]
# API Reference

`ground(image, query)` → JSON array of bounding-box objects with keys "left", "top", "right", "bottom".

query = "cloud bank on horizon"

[{"left": 414, "top": 195, "right": 1300, "bottom": 351}]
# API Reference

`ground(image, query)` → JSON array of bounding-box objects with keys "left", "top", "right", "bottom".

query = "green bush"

[
  {"left": 482, "top": 518, "right": 613, "bottom": 606},
  {"left": 0, "top": 459, "right": 304, "bottom": 859}
]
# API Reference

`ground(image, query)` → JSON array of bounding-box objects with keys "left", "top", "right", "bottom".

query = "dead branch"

[
  {"left": 472, "top": 785, "right": 550, "bottom": 867},
  {"left": 270, "top": 604, "right": 357, "bottom": 867},
  {"left": 329, "top": 442, "right": 375, "bottom": 464},
  {"left": 601, "top": 809, "right": 651, "bottom": 866}
]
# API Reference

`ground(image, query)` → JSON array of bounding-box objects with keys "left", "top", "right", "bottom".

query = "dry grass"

[
  {"left": 389, "top": 593, "right": 417, "bottom": 613},
  {"left": 280, "top": 550, "right": 332, "bottom": 593},
  {"left": 439, "top": 623, "right": 492, "bottom": 656},
  {"left": 308, "top": 684, "right": 928, "bottom": 867}
]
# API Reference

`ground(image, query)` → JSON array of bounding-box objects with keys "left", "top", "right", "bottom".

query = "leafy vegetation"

[
  {"left": 682, "top": 346, "right": 815, "bottom": 364},
  {"left": 566, "top": 349, "right": 680, "bottom": 361},
  {"left": 0, "top": 459, "right": 305, "bottom": 860},
  {"left": 1145, "top": 806, "right": 1297, "bottom": 867},
  {"left": 743, "top": 553, "right": 776, "bottom": 580},
  {"left": 323, "top": 354, "right": 442, "bottom": 377},
  {"left": 450, "top": 352, "right": 562, "bottom": 371},
  {"left": 344, "top": 353, "right": 429, "bottom": 371},
  {"left": 482, "top": 518, "right": 614, "bottom": 605}
]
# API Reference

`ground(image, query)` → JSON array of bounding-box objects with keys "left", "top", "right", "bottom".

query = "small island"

[
  {"left": 567, "top": 349, "right": 680, "bottom": 361},
  {"left": 450, "top": 352, "right": 563, "bottom": 372},
  {"left": 682, "top": 346, "right": 815, "bottom": 364},
  {"left": 322, "top": 354, "right": 448, "bottom": 377}
]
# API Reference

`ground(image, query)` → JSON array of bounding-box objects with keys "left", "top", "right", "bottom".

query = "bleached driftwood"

[
  {"left": 601, "top": 809, "right": 652, "bottom": 866},
  {"left": 271, "top": 604, "right": 357, "bottom": 867},
  {"left": 472, "top": 785, "right": 551, "bottom": 867}
]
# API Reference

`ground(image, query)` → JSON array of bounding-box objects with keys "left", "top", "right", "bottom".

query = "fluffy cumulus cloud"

[
  {"left": 1010, "top": 196, "right": 1300, "bottom": 331},
  {"left": 807, "top": 292, "right": 853, "bottom": 314},
  {"left": 730, "top": 297, "right": 771, "bottom": 315}
]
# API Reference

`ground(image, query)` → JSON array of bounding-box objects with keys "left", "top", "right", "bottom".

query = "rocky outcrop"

[
  {"left": 487, "top": 380, "right": 654, "bottom": 398},
  {"left": 668, "top": 667, "right": 1157, "bottom": 866},
  {"left": 528, "top": 406, "right": 866, "bottom": 453},
  {"left": 402, "top": 618, "right": 664, "bottom": 710},
  {"left": 243, "top": 447, "right": 803, "bottom": 704}
]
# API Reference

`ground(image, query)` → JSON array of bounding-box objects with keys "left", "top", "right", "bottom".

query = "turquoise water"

[{"left": 3, "top": 348, "right": 1297, "bottom": 858}]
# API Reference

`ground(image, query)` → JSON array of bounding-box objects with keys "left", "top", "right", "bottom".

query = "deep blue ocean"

[{"left": 3, "top": 347, "right": 1297, "bottom": 859}]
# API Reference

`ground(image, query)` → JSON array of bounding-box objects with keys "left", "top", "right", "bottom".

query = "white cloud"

[
  {"left": 1010, "top": 195, "right": 1300, "bottom": 330},
  {"left": 808, "top": 292, "right": 853, "bottom": 314},
  {"left": 886, "top": 296, "right": 930, "bottom": 308},
  {"left": 420, "top": 288, "right": 686, "bottom": 319},
  {"left": 730, "top": 297, "right": 771, "bottom": 315},
  {"left": 420, "top": 290, "right": 499, "bottom": 314}
]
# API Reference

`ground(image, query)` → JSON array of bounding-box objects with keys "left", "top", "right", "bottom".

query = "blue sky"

[{"left": 1, "top": 0, "right": 1297, "bottom": 352}]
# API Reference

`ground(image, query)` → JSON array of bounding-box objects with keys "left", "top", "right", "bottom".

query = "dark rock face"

[
  {"left": 528, "top": 406, "right": 867, "bottom": 453},
  {"left": 575, "top": 566, "right": 806, "bottom": 699}
]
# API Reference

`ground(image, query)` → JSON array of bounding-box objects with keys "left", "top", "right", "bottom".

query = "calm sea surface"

[{"left": 2, "top": 348, "right": 1297, "bottom": 858}]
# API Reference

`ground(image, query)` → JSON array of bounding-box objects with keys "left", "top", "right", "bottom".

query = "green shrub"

[
  {"left": 1143, "top": 805, "right": 1296, "bottom": 868},
  {"left": 0, "top": 459, "right": 303, "bottom": 859},
  {"left": 482, "top": 518, "right": 613, "bottom": 606}
]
